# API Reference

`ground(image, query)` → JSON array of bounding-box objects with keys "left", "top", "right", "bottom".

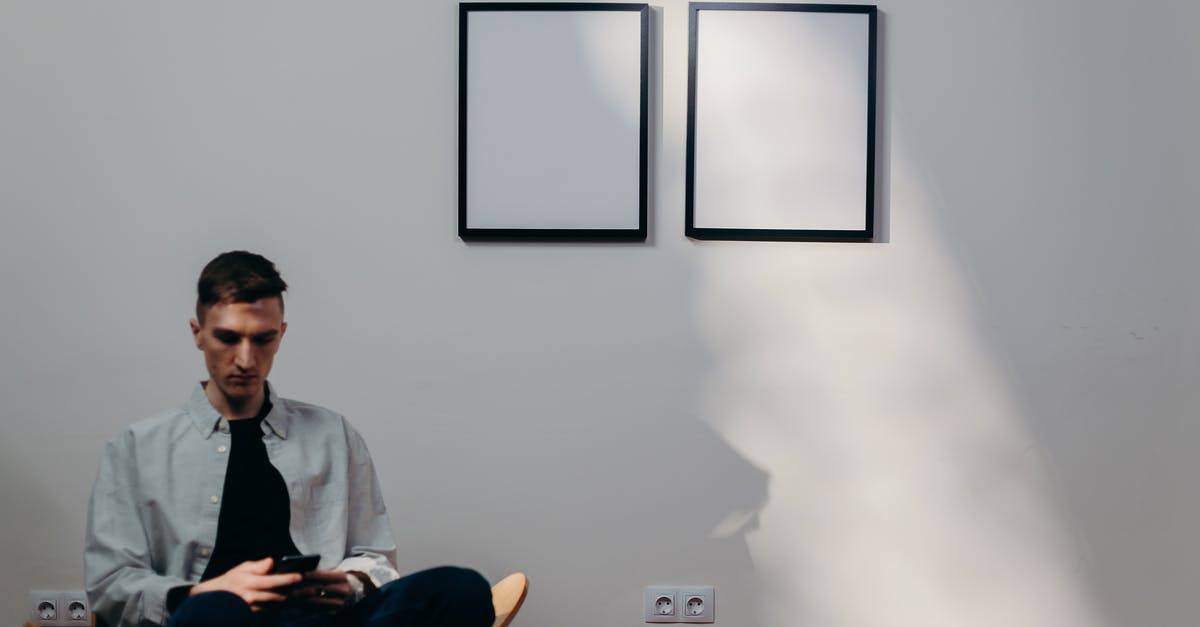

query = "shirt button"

[
  {"left": 198, "top": 547, "right": 210, "bottom": 557},
  {"left": 209, "top": 495, "right": 219, "bottom": 504},
  {"left": 217, "top": 445, "right": 227, "bottom": 453}
]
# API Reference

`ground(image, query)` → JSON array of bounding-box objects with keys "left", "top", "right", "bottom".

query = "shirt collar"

[{"left": 187, "top": 379, "right": 289, "bottom": 440}]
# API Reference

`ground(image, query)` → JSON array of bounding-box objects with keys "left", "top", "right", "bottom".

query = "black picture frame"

[
  {"left": 459, "top": 2, "right": 650, "bottom": 242},
  {"left": 685, "top": 2, "right": 878, "bottom": 242}
]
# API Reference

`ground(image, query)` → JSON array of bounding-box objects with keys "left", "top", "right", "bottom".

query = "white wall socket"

[
  {"left": 679, "top": 586, "right": 715, "bottom": 623},
  {"left": 28, "top": 590, "right": 91, "bottom": 627},
  {"left": 644, "top": 586, "right": 715, "bottom": 623},
  {"left": 63, "top": 591, "right": 91, "bottom": 624},
  {"left": 645, "top": 586, "right": 678, "bottom": 623}
]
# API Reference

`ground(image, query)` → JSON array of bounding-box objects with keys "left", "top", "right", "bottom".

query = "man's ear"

[
  {"left": 189, "top": 319, "right": 203, "bottom": 349},
  {"left": 280, "top": 321, "right": 288, "bottom": 339}
]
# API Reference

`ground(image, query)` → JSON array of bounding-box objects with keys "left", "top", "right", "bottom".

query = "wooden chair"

[
  {"left": 29, "top": 572, "right": 527, "bottom": 627},
  {"left": 491, "top": 572, "right": 528, "bottom": 627}
]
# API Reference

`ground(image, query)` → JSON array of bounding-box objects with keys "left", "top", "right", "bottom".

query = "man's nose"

[{"left": 235, "top": 340, "right": 256, "bottom": 369}]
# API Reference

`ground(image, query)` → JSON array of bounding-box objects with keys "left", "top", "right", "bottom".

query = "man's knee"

[
  {"left": 419, "top": 566, "right": 492, "bottom": 604},
  {"left": 376, "top": 565, "right": 493, "bottom": 622},
  {"left": 166, "top": 590, "right": 255, "bottom": 627}
]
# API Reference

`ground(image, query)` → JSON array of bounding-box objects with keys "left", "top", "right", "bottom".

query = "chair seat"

[{"left": 491, "top": 572, "right": 528, "bottom": 627}]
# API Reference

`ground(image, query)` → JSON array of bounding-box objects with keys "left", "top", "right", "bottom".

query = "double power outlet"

[
  {"left": 28, "top": 591, "right": 91, "bottom": 627},
  {"left": 644, "top": 585, "right": 714, "bottom": 623}
]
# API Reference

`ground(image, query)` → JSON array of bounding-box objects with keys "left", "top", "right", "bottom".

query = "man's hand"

[
  {"left": 285, "top": 569, "right": 355, "bottom": 614},
  {"left": 189, "top": 557, "right": 303, "bottom": 612}
]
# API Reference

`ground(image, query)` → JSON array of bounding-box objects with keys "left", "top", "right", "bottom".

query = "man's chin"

[{"left": 213, "top": 377, "right": 258, "bottom": 396}]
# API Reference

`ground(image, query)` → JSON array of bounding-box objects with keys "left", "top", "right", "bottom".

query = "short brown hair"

[{"left": 195, "top": 251, "right": 288, "bottom": 326}]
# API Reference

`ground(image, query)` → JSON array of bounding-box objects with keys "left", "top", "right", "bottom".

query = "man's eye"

[{"left": 213, "top": 334, "right": 272, "bottom": 345}]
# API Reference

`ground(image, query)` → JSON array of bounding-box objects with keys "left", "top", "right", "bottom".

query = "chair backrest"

[{"left": 491, "top": 572, "right": 528, "bottom": 627}]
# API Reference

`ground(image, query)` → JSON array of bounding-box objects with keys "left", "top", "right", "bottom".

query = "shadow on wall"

[
  {"left": 690, "top": 2, "right": 1200, "bottom": 626},
  {"left": 891, "top": 1, "right": 1200, "bottom": 626},
  {"left": 686, "top": 5, "right": 1118, "bottom": 627},
  {"left": 366, "top": 7, "right": 770, "bottom": 627}
]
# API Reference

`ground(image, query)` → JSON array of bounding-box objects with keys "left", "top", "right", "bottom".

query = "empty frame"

[
  {"left": 686, "top": 3, "right": 877, "bottom": 241},
  {"left": 459, "top": 3, "right": 649, "bottom": 241}
]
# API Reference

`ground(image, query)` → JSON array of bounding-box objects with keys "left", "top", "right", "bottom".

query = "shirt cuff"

[
  {"left": 143, "top": 576, "right": 196, "bottom": 626},
  {"left": 343, "top": 574, "right": 367, "bottom": 604},
  {"left": 334, "top": 555, "right": 399, "bottom": 588}
]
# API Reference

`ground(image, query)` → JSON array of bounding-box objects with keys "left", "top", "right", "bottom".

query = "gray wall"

[{"left": 2, "top": 1, "right": 1198, "bottom": 626}]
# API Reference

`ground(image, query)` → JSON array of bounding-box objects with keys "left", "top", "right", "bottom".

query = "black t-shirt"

[
  {"left": 202, "top": 387, "right": 301, "bottom": 580},
  {"left": 167, "top": 386, "right": 300, "bottom": 611}
]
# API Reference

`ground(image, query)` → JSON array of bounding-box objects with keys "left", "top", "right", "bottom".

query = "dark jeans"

[{"left": 165, "top": 566, "right": 495, "bottom": 627}]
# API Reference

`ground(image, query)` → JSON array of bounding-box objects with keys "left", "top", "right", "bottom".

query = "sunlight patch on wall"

[{"left": 694, "top": 150, "right": 1108, "bottom": 627}]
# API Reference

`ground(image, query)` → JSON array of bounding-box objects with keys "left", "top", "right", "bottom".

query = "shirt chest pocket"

[
  {"left": 291, "top": 474, "right": 348, "bottom": 508},
  {"left": 290, "top": 476, "right": 348, "bottom": 546},
  {"left": 276, "top": 442, "right": 351, "bottom": 536}
]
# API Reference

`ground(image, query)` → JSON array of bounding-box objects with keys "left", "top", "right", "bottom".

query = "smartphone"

[{"left": 271, "top": 553, "right": 321, "bottom": 574}]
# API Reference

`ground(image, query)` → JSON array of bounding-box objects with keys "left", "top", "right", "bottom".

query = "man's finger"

[
  {"left": 302, "top": 570, "right": 350, "bottom": 583},
  {"left": 298, "top": 594, "right": 345, "bottom": 605},
  {"left": 240, "top": 557, "right": 274, "bottom": 575},
  {"left": 291, "top": 583, "right": 351, "bottom": 600},
  {"left": 256, "top": 573, "right": 304, "bottom": 589},
  {"left": 288, "top": 585, "right": 322, "bottom": 599},
  {"left": 296, "top": 597, "right": 348, "bottom": 612},
  {"left": 234, "top": 559, "right": 257, "bottom": 572},
  {"left": 246, "top": 591, "right": 287, "bottom": 605},
  {"left": 325, "top": 583, "right": 352, "bottom": 598}
]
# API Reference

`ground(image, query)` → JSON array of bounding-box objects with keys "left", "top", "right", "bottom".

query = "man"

[{"left": 85, "top": 251, "right": 495, "bottom": 627}]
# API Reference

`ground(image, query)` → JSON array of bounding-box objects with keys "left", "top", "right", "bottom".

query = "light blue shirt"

[{"left": 84, "top": 380, "right": 401, "bottom": 627}]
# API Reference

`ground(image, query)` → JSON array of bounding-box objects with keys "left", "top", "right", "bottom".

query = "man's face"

[{"left": 189, "top": 297, "right": 287, "bottom": 402}]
